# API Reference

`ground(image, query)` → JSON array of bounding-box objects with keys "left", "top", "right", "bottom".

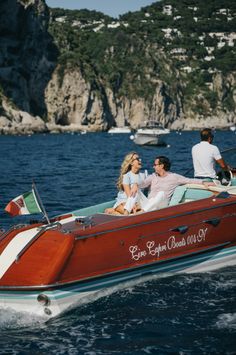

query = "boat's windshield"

[{"left": 140, "top": 121, "right": 164, "bottom": 129}]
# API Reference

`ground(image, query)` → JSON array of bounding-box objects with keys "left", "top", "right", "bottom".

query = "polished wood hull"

[{"left": 0, "top": 190, "right": 236, "bottom": 318}]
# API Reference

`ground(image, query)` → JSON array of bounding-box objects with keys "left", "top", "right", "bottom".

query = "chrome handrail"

[{"left": 0, "top": 224, "right": 27, "bottom": 243}]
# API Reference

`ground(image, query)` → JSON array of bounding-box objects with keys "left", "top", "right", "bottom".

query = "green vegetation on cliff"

[{"left": 48, "top": 0, "right": 236, "bottom": 114}]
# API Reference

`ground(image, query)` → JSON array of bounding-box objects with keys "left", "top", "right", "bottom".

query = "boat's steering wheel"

[{"left": 216, "top": 170, "right": 233, "bottom": 186}]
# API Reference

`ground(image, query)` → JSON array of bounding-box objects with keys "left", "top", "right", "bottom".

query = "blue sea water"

[{"left": 0, "top": 131, "right": 236, "bottom": 354}]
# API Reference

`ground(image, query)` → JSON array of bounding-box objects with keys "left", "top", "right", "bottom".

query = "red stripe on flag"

[{"left": 5, "top": 201, "right": 21, "bottom": 216}]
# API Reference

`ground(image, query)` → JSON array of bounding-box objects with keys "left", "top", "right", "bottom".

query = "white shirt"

[
  {"left": 113, "top": 171, "right": 144, "bottom": 208},
  {"left": 192, "top": 141, "right": 222, "bottom": 178}
]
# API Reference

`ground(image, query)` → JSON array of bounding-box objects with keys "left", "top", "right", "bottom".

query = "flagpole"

[{"left": 32, "top": 181, "right": 50, "bottom": 224}]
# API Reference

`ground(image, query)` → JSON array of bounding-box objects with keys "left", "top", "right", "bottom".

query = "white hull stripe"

[
  {"left": 0, "top": 216, "right": 78, "bottom": 280},
  {"left": 0, "top": 227, "right": 39, "bottom": 279}
]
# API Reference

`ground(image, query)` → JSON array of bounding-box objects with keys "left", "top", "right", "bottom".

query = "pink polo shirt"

[{"left": 140, "top": 172, "right": 202, "bottom": 202}]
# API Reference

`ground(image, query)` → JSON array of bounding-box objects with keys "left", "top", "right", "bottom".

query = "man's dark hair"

[
  {"left": 200, "top": 128, "right": 214, "bottom": 141},
  {"left": 156, "top": 156, "right": 171, "bottom": 171}
]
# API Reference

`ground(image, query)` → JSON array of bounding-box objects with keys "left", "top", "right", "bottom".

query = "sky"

[{"left": 45, "top": 0, "right": 157, "bottom": 18}]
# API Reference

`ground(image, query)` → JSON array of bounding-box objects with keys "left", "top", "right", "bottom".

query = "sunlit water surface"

[{"left": 0, "top": 131, "right": 235, "bottom": 354}]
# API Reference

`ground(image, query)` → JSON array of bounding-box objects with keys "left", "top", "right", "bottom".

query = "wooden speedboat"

[{"left": 0, "top": 182, "right": 236, "bottom": 319}]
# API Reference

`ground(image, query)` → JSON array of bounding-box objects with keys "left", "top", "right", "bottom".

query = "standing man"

[{"left": 192, "top": 128, "right": 229, "bottom": 179}]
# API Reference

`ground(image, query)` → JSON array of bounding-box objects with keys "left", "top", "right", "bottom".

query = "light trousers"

[{"left": 124, "top": 191, "right": 168, "bottom": 213}]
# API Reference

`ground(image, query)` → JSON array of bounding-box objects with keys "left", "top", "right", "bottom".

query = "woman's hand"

[{"left": 130, "top": 183, "right": 138, "bottom": 196}]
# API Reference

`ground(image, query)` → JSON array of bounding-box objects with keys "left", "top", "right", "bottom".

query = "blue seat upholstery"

[
  {"left": 231, "top": 178, "right": 236, "bottom": 186},
  {"left": 169, "top": 186, "right": 213, "bottom": 206},
  {"left": 169, "top": 186, "right": 187, "bottom": 206},
  {"left": 73, "top": 200, "right": 115, "bottom": 216}
]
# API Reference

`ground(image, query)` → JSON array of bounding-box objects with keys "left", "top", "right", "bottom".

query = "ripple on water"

[
  {"left": 215, "top": 313, "right": 236, "bottom": 330},
  {"left": 0, "top": 132, "right": 235, "bottom": 354}
]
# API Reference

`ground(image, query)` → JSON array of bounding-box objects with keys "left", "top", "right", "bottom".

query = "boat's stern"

[{"left": 0, "top": 222, "right": 75, "bottom": 317}]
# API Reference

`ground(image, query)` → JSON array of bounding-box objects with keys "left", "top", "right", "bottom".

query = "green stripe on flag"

[{"left": 24, "top": 191, "right": 42, "bottom": 214}]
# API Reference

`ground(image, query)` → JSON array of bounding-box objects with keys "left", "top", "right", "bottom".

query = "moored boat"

[
  {"left": 130, "top": 121, "right": 170, "bottom": 146},
  {"left": 108, "top": 126, "right": 131, "bottom": 134},
  {"left": 0, "top": 178, "right": 236, "bottom": 319}
]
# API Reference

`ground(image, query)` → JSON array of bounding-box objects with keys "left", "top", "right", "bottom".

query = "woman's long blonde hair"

[{"left": 116, "top": 151, "right": 138, "bottom": 191}]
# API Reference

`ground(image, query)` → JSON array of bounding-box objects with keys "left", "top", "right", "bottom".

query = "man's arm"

[
  {"left": 139, "top": 175, "right": 153, "bottom": 189},
  {"left": 216, "top": 158, "right": 231, "bottom": 171},
  {"left": 130, "top": 175, "right": 153, "bottom": 196}
]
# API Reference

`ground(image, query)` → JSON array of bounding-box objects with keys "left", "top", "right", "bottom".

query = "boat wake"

[
  {"left": 215, "top": 313, "right": 236, "bottom": 330},
  {"left": 0, "top": 307, "right": 46, "bottom": 329},
  {"left": 58, "top": 271, "right": 175, "bottom": 317},
  {"left": 0, "top": 273, "right": 171, "bottom": 327},
  {"left": 0, "top": 266, "right": 235, "bottom": 329}
]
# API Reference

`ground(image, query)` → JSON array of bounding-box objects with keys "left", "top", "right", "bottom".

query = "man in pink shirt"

[{"left": 128, "top": 156, "right": 212, "bottom": 213}]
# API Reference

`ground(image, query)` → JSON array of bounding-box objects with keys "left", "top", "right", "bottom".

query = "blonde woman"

[{"left": 110, "top": 151, "right": 144, "bottom": 215}]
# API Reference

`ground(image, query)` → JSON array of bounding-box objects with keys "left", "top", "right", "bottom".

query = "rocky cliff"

[
  {"left": 45, "top": 67, "right": 180, "bottom": 131},
  {"left": 0, "top": 0, "right": 57, "bottom": 134},
  {"left": 44, "top": 63, "right": 236, "bottom": 131}
]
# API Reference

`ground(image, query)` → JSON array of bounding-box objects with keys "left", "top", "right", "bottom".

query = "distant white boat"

[
  {"left": 230, "top": 126, "right": 236, "bottom": 132},
  {"left": 130, "top": 121, "right": 170, "bottom": 146},
  {"left": 108, "top": 127, "right": 131, "bottom": 134}
]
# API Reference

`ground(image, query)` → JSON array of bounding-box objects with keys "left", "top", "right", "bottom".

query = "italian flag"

[{"left": 5, "top": 189, "right": 42, "bottom": 216}]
